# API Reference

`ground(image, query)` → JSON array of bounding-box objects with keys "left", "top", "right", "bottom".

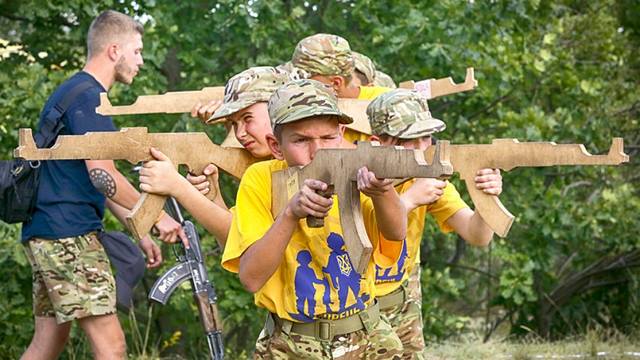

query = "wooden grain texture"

[
  {"left": 271, "top": 141, "right": 453, "bottom": 274},
  {"left": 399, "top": 67, "right": 477, "bottom": 99},
  {"left": 15, "top": 127, "right": 256, "bottom": 239},
  {"left": 423, "top": 138, "right": 629, "bottom": 237},
  {"left": 95, "top": 68, "right": 478, "bottom": 136}
]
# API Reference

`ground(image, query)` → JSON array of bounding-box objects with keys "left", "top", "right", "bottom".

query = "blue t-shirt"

[{"left": 21, "top": 71, "right": 117, "bottom": 242}]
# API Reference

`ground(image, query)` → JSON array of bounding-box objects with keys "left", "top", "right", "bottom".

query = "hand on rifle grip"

[
  {"left": 187, "top": 163, "right": 220, "bottom": 199},
  {"left": 288, "top": 179, "right": 333, "bottom": 224},
  {"left": 306, "top": 184, "right": 335, "bottom": 228}
]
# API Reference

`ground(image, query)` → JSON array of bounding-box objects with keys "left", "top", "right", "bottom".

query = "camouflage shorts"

[
  {"left": 380, "top": 266, "right": 425, "bottom": 360},
  {"left": 254, "top": 314, "right": 403, "bottom": 359},
  {"left": 23, "top": 232, "right": 116, "bottom": 324}
]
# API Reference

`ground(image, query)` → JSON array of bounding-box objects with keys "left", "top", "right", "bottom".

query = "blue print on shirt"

[
  {"left": 375, "top": 238, "right": 408, "bottom": 283},
  {"left": 289, "top": 232, "right": 369, "bottom": 322}
]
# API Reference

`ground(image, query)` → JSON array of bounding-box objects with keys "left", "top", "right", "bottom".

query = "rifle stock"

[
  {"left": 271, "top": 141, "right": 453, "bottom": 274},
  {"left": 14, "top": 127, "right": 256, "bottom": 240},
  {"left": 424, "top": 138, "right": 629, "bottom": 237}
]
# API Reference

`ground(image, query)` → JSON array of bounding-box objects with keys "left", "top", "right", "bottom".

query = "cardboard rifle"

[
  {"left": 95, "top": 68, "right": 478, "bottom": 136},
  {"left": 271, "top": 138, "right": 629, "bottom": 272},
  {"left": 422, "top": 138, "right": 629, "bottom": 237},
  {"left": 14, "top": 127, "right": 257, "bottom": 240},
  {"left": 271, "top": 141, "right": 454, "bottom": 274}
]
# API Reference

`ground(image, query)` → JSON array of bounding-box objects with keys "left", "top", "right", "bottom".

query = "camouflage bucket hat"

[
  {"left": 268, "top": 79, "right": 353, "bottom": 128},
  {"left": 352, "top": 51, "right": 376, "bottom": 84},
  {"left": 291, "top": 33, "right": 355, "bottom": 78},
  {"left": 208, "top": 66, "right": 290, "bottom": 123},
  {"left": 373, "top": 70, "right": 397, "bottom": 88},
  {"left": 367, "top": 89, "right": 445, "bottom": 139}
]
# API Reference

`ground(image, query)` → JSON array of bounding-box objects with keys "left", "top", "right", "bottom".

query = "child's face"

[
  {"left": 270, "top": 116, "right": 344, "bottom": 167},
  {"left": 228, "top": 102, "right": 273, "bottom": 158},
  {"left": 375, "top": 135, "right": 432, "bottom": 151}
]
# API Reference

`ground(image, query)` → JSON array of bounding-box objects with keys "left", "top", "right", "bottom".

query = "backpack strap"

[{"left": 34, "top": 80, "right": 96, "bottom": 148}]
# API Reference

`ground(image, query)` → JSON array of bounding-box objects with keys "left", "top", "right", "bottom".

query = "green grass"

[{"left": 424, "top": 330, "right": 640, "bottom": 359}]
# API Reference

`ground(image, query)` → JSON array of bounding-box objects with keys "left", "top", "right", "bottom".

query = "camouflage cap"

[
  {"left": 373, "top": 70, "right": 397, "bottom": 88},
  {"left": 275, "top": 61, "right": 310, "bottom": 80},
  {"left": 208, "top": 66, "right": 290, "bottom": 123},
  {"left": 291, "top": 33, "right": 355, "bottom": 78},
  {"left": 268, "top": 79, "right": 353, "bottom": 128},
  {"left": 352, "top": 51, "right": 376, "bottom": 85},
  {"left": 367, "top": 89, "right": 445, "bottom": 139}
]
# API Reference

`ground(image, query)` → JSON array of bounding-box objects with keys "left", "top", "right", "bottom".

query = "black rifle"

[{"left": 149, "top": 198, "right": 224, "bottom": 360}]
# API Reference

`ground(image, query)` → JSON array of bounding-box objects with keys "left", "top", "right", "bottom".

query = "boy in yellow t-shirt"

[
  {"left": 138, "top": 67, "right": 289, "bottom": 245},
  {"left": 222, "top": 79, "right": 406, "bottom": 359},
  {"left": 366, "top": 89, "right": 503, "bottom": 359},
  {"left": 291, "top": 33, "right": 393, "bottom": 144}
]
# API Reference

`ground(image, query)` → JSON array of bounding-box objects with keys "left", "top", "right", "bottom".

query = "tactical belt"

[
  {"left": 265, "top": 301, "right": 380, "bottom": 341},
  {"left": 376, "top": 281, "right": 408, "bottom": 310}
]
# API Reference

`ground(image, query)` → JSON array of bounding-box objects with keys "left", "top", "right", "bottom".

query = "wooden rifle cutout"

[
  {"left": 96, "top": 68, "right": 478, "bottom": 136},
  {"left": 271, "top": 141, "right": 453, "bottom": 274},
  {"left": 421, "top": 138, "right": 629, "bottom": 237},
  {"left": 14, "top": 127, "right": 257, "bottom": 240}
]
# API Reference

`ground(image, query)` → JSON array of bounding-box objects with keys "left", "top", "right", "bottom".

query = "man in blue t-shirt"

[{"left": 21, "top": 10, "right": 184, "bottom": 360}]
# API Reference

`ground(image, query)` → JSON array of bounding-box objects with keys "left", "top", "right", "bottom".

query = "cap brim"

[
  {"left": 396, "top": 118, "right": 446, "bottom": 139},
  {"left": 206, "top": 98, "right": 257, "bottom": 124}
]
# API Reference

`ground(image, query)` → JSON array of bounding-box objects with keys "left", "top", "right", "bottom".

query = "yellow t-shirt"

[
  {"left": 373, "top": 180, "right": 468, "bottom": 296},
  {"left": 342, "top": 86, "right": 393, "bottom": 144},
  {"left": 358, "top": 86, "right": 392, "bottom": 101},
  {"left": 222, "top": 159, "right": 399, "bottom": 322}
]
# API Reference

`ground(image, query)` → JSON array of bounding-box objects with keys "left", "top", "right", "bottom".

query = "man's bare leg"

[
  {"left": 21, "top": 316, "right": 71, "bottom": 360},
  {"left": 78, "top": 313, "right": 126, "bottom": 360}
]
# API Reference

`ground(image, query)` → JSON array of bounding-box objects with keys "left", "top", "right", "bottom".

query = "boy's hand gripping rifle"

[
  {"left": 149, "top": 198, "right": 224, "bottom": 360},
  {"left": 95, "top": 68, "right": 477, "bottom": 136},
  {"left": 14, "top": 127, "right": 256, "bottom": 240},
  {"left": 271, "top": 141, "right": 454, "bottom": 274},
  {"left": 423, "top": 138, "right": 629, "bottom": 237}
]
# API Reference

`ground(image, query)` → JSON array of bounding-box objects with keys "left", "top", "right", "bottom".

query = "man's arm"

[
  {"left": 238, "top": 179, "right": 332, "bottom": 293},
  {"left": 86, "top": 159, "right": 184, "bottom": 244}
]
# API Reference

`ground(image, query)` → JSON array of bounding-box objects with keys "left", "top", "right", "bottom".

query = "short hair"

[
  {"left": 87, "top": 10, "right": 144, "bottom": 59},
  {"left": 354, "top": 70, "right": 370, "bottom": 86}
]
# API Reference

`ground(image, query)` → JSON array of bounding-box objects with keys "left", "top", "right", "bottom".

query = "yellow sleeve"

[
  {"left": 427, "top": 182, "right": 469, "bottom": 233},
  {"left": 357, "top": 86, "right": 392, "bottom": 100},
  {"left": 221, "top": 162, "right": 275, "bottom": 273},
  {"left": 362, "top": 194, "right": 404, "bottom": 268}
]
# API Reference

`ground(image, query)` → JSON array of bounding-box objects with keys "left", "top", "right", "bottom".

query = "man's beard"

[{"left": 114, "top": 56, "right": 134, "bottom": 84}]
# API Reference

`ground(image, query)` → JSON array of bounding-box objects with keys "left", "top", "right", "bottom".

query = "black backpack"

[{"left": 0, "top": 80, "right": 94, "bottom": 224}]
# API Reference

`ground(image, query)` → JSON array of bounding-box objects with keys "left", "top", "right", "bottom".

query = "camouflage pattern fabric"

[
  {"left": 373, "top": 70, "right": 397, "bottom": 88},
  {"left": 268, "top": 79, "right": 353, "bottom": 128},
  {"left": 276, "top": 61, "right": 310, "bottom": 80},
  {"left": 291, "top": 33, "right": 355, "bottom": 78},
  {"left": 208, "top": 66, "right": 291, "bottom": 123},
  {"left": 254, "top": 315, "right": 403, "bottom": 359},
  {"left": 381, "top": 266, "right": 425, "bottom": 360},
  {"left": 23, "top": 232, "right": 116, "bottom": 324},
  {"left": 366, "top": 89, "right": 446, "bottom": 139},
  {"left": 352, "top": 52, "right": 376, "bottom": 85}
]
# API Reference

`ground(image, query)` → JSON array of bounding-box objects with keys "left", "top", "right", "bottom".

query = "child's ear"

[
  {"left": 266, "top": 133, "right": 284, "bottom": 160},
  {"left": 330, "top": 76, "right": 344, "bottom": 93}
]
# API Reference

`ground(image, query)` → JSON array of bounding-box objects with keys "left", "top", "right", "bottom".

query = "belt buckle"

[{"left": 314, "top": 318, "right": 334, "bottom": 341}]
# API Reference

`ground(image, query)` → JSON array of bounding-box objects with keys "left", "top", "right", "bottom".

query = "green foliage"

[{"left": 0, "top": 0, "right": 638, "bottom": 357}]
